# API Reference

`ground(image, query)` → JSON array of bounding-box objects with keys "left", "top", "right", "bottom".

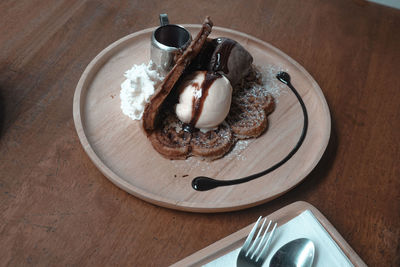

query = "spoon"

[
  {"left": 269, "top": 238, "right": 315, "bottom": 267},
  {"left": 191, "top": 71, "right": 309, "bottom": 191}
]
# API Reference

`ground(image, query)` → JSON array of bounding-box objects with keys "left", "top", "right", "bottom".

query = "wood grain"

[
  {"left": 73, "top": 25, "right": 330, "bottom": 212},
  {"left": 0, "top": 0, "right": 399, "bottom": 266}
]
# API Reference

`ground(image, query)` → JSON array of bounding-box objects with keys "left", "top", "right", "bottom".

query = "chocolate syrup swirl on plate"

[{"left": 191, "top": 72, "right": 309, "bottom": 191}]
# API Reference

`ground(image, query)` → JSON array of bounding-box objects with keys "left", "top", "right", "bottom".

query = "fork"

[{"left": 236, "top": 217, "right": 277, "bottom": 267}]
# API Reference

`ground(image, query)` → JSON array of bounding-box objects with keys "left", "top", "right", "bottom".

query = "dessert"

[
  {"left": 121, "top": 17, "right": 275, "bottom": 160},
  {"left": 142, "top": 17, "right": 213, "bottom": 132}
]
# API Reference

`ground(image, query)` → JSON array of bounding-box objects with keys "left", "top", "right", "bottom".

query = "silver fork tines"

[{"left": 237, "top": 217, "right": 277, "bottom": 267}]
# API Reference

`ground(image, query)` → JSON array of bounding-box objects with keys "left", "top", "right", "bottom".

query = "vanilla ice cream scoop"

[{"left": 175, "top": 71, "right": 232, "bottom": 131}]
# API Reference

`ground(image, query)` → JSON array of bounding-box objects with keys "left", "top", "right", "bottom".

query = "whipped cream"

[{"left": 120, "top": 61, "right": 164, "bottom": 120}]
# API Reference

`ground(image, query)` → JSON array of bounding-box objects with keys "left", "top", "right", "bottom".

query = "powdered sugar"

[
  {"left": 226, "top": 139, "right": 251, "bottom": 161},
  {"left": 238, "top": 64, "right": 288, "bottom": 102},
  {"left": 255, "top": 64, "right": 288, "bottom": 99}
]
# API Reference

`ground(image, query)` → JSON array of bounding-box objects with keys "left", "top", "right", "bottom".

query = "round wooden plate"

[{"left": 73, "top": 25, "right": 330, "bottom": 213}]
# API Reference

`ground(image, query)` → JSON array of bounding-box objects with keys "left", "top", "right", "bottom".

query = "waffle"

[
  {"left": 147, "top": 110, "right": 191, "bottom": 160},
  {"left": 142, "top": 17, "right": 213, "bottom": 132},
  {"left": 142, "top": 18, "right": 275, "bottom": 160},
  {"left": 148, "top": 108, "right": 234, "bottom": 160},
  {"left": 228, "top": 68, "right": 275, "bottom": 139}
]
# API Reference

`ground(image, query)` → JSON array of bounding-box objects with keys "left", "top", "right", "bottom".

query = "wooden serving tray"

[
  {"left": 73, "top": 25, "right": 331, "bottom": 212},
  {"left": 171, "top": 201, "right": 366, "bottom": 266}
]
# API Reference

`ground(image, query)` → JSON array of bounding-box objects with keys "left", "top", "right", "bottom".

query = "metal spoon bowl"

[{"left": 269, "top": 238, "right": 315, "bottom": 267}]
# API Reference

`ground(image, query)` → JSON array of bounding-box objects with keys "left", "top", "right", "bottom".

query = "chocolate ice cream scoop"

[
  {"left": 188, "top": 37, "right": 253, "bottom": 86},
  {"left": 209, "top": 37, "right": 253, "bottom": 85}
]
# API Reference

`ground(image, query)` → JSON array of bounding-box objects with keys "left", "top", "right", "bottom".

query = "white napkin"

[{"left": 203, "top": 210, "right": 353, "bottom": 267}]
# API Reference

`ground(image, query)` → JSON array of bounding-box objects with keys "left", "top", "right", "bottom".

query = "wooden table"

[{"left": 1, "top": 0, "right": 399, "bottom": 266}]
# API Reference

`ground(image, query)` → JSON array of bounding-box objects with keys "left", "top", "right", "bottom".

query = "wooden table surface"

[{"left": 1, "top": 0, "right": 399, "bottom": 266}]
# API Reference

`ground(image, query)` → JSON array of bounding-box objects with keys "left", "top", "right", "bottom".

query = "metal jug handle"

[{"left": 159, "top": 14, "right": 169, "bottom": 26}]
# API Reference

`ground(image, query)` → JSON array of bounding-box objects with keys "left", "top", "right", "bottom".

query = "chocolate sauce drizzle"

[
  {"left": 212, "top": 38, "right": 236, "bottom": 73},
  {"left": 183, "top": 38, "right": 236, "bottom": 133},
  {"left": 186, "top": 72, "right": 221, "bottom": 131},
  {"left": 191, "top": 72, "right": 309, "bottom": 191}
]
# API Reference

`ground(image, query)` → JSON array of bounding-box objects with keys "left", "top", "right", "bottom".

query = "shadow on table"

[
  {"left": 0, "top": 89, "right": 4, "bottom": 139},
  {"left": 245, "top": 112, "right": 340, "bottom": 215},
  {"left": 296, "top": 118, "right": 339, "bottom": 191},
  {"left": 284, "top": 116, "right": 338, "bottom": 200}
]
